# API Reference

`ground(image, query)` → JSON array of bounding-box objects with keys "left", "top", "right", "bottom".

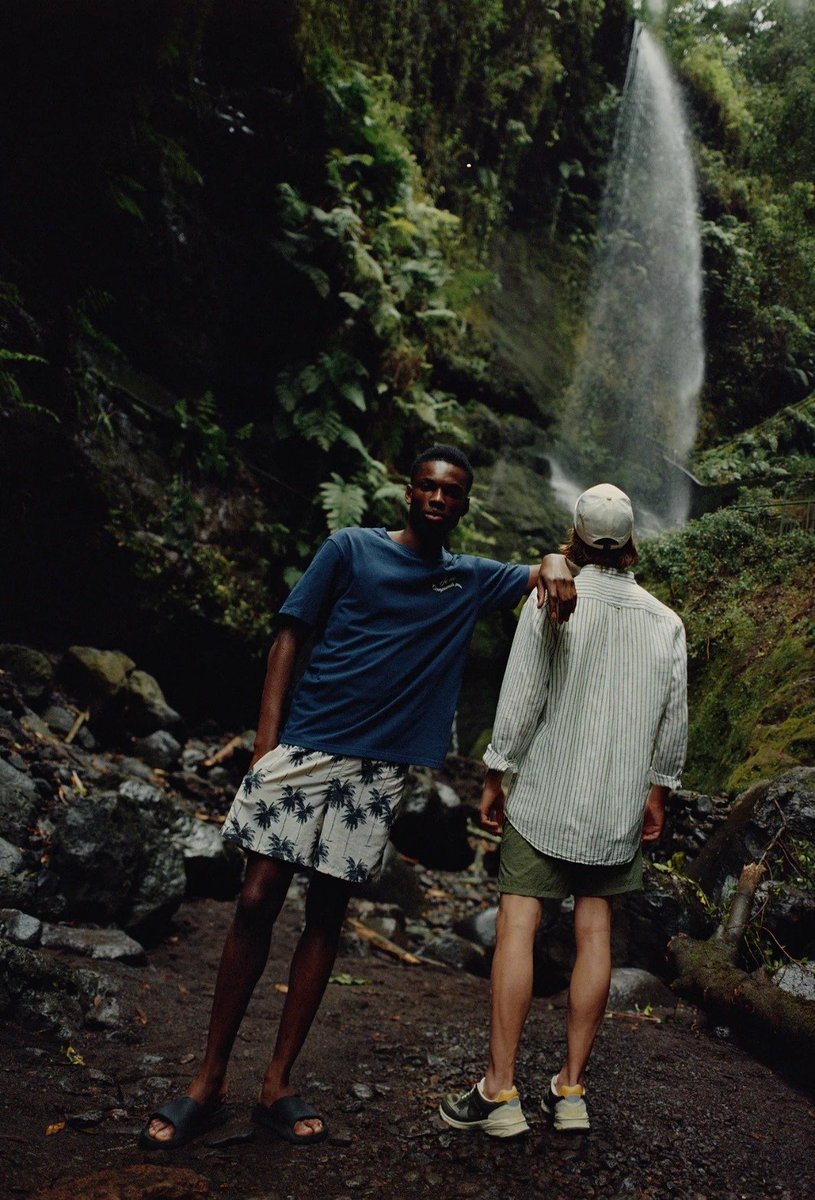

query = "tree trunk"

[{"left": 669, "top": 863, "right": 815, "bottom": 1087}]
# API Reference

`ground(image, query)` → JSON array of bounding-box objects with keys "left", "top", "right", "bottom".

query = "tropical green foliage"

[
  {"left": 266, "top": 56, "right": 486, "bottom": 534},
  {"left": 1, "top": 0, "right": 813, "bottom": 755},
  {"left": 692, "top": 396, "right": 815, "bottom": 492},
  {"left": 638, "top": 506, "right": 814, "bottom": 794},
  {"left": 667, "top": 0, "right": 815, "bottom": 438},
  {"left": 296, "top": 0, "right": 625, "bottom": 243}
]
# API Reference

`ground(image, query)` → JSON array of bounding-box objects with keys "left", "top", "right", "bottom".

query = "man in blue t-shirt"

[{"left": 141, "top": 444, "right": 577, "bottom": 1151}]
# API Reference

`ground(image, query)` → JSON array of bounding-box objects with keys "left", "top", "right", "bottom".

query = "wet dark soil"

[{"left": 2, "top": 887, "right": 814, "bottom": 1200}]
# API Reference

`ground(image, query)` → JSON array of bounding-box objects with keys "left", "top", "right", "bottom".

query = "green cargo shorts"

[{"left": 498, "top": 820, "right": 643, "bottom": 900}]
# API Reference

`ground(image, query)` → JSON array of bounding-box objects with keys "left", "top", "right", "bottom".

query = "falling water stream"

[{"left": 554, "top": 22, "right": 704, "bottom": 530}]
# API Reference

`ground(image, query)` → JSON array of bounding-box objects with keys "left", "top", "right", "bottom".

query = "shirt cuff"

[
  {"left": 483, "top": 742, "right": 516, "bottom": 774},
  {"left": 648, "top": 768, "right": 681, "bottom": 789}
]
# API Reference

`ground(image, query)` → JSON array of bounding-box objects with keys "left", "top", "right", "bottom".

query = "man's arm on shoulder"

[
  {"left": 251, "top": 618, "right": 311, "bottom": 766},
  {"left": 526, "top": 554, "right": 579, "bottom": 621}
]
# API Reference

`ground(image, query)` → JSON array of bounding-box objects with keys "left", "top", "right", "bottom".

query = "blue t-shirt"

[{"left": 279, "top": 527, "right": 530, "bottom": 768}]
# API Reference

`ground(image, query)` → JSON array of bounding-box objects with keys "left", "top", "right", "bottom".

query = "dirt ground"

[{"left": 2, "top": 888, "right": 814, "bottom": 1200}]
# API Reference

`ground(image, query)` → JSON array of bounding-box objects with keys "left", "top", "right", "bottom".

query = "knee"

[
  {"left": 573, "top": 898, "right": 612, "bottom": 946},
  {"left": 496, "top": 896, "right": 543, "bottom": 941},
  {"left": 235, "top": 875, "right": 286, "bottom": 928}
]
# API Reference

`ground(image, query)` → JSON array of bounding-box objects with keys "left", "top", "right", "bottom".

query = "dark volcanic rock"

[
  {"left": 115, "top": 669, "right": 185, "bottom": 737},
  {"left": 0, "top": 936, "right": 120, "bottom": 1037},
  {"left": 391, "top": 769, "right": 476, "bottom": 871},
  {"left": 0, "top": 834, "right": 37, "bottom": 910},
  {"left": 0, "top": 907, "right": 42, "bottom": 945},
  {"left": 0, "top": 756, "right": 38, "bottom": 795},
  {"left": 172, "top": 814, "right": 243, "bottom": 900},
  {"left": 688, "top": 768, "right": 815, "bottom": 891},
  {"left": 419, "top": 930, "right": 488, "bottom": 974},
  {"left": 48, "top": 783, "right": 186, "bottom": 937},
  {"left": 686, "top": 768, "right": 815, "bottom": 958},
  {"left": 0, "top": 780, "right": 40, "bottom": 843},
  {"left": 0, "top": 644, "right": 54, "bottom": 704},
  {"left": 132, "top": 729, "right": 182, "bottom": 769},
  {"left": 60, "top": 646, "right": 135, "bottom": 704},
  {"left": 40, "top": 924, "right": 146, "bottom": 963}
]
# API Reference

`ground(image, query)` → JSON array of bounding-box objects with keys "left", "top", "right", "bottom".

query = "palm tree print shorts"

[{"left": 222, "top": 744, "right": 408, "bottom": 884}]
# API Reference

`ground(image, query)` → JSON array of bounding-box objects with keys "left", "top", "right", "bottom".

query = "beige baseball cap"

[{"left": 574, "top": 483, "right": 634, "bottom": 548}]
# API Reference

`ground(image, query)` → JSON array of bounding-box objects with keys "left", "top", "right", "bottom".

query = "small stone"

[
  {"left": 40, "top": 924, "right": 146, "bottom": 963},
  {"left": 205, "top": 1126, "right": 256, "bottom": 1148},
  {"left": 86, "top": 1068, "right": 115, "bottom": 1086},
  {"left": 65, "top": 1110, "right": 105, "bottom": 1129},
  {"left": 0, "top": 908, "right": 42, "bottom": 946},
  {"left": 774, "top": 962, "right": 815, "bottom": 1001},
  {"left": 350, "top": 1082, "right": 374, "bottom": 1101},
  {"left": 118, "top": 778, "right": 165, "bottom": 807},
  {"left": 132, "top": 730, "right": 182, "bottom": 771},
  {"left": 42, "top": 705, "right": 78, "bottom": 737},
  {"left": 86, "top": 994, "right": 121, "bottom": 1028},
  {"left": 0, "top": 758, "right": 37, "bottom": 795}
]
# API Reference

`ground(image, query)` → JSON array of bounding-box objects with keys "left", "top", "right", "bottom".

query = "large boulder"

[
  {"left": 58, "top": 647, "right": 184, "bottom": 740},
  {"left": 47, "top": 780, "right": 186, "bottom": 939},
  {"left": 390, "top": 768, "right": 476, "bottom": 871},
  {"left": 688, "top": 768, "right": 815, "bottom": 891},
  {"left": 0, "top": 780, "right": 41, "bottom": 843},
  {"left": 0, "top": 835, "right": 37, "bottom": 910},
  {"left": 116, "top": 669, "right": 184, "bottom": 737},
  {"left": 360, "top": 843, "right": 426, "bottom": 917},
  {"left": 171, "top": 814, "right": 243, "bottom": 899},
  {"left": 687, "top": 768, "right": 815, "bottom": 958},
  {"left": 0, "top": 644, "right": 54, "bottom": 704},
  {"left": 0, "top": 936, "right": 121, "bottom": 1038},
  {"left": 60, "top": 646, "right": 135, "bottom": 704}
]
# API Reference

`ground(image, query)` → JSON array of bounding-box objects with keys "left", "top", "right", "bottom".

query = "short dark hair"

[
  {"left": 560, "top": 527, "right": 640, "bottom": 570},
  {"left": 410, "top": 444, "right": 474, "bottom": 492}
]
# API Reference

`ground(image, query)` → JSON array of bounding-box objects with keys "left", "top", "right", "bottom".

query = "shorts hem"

[{"left": 222, "top": 832, "right": 382, "bottom": 884}]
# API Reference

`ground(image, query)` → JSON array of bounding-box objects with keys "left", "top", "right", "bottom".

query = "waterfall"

[{"left": 555, "top": 22, "right": 704, "bottom": 529}]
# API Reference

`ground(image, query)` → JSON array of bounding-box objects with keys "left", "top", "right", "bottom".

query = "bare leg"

[
  {"left": 148, "top": 852, "right": 294, "bottom": 1140},
  {"left": 556, "top": 895, "right": 612, "bottom": 1090},
  {"left": 483, "top": 894, "right": 544, "bottom": 1098},
  {"left": 258, "top": 870, "right": 353, "bottom": 1136}
]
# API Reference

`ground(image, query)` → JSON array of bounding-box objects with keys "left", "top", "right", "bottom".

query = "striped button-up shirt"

[{"left": 484, "top": 564, "right": 687, "bottom": 865}]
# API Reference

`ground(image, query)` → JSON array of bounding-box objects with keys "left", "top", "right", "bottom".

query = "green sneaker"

[
  {"left": 439, "top": 1080, "right": 530, "bottom": 1138},
  {"left": 541, "top": 1075, "right": 590, "bottom": 1132}
]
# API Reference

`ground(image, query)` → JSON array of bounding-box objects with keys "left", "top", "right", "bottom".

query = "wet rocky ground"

[
  {"left": 3, "top": 883, "right": 814, "bottom": 1200},
  {"left": 1, "top": 644, "right": 814, "bottom": 1197}
]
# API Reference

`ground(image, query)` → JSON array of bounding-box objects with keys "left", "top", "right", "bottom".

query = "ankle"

[
  {"left": 481, "top": 1073, "right": 517, "bottom": 1102},
  {"left": 554, "top": 1072, "right": 584, "bottom": 1096},
  {"left": 261, "top": 1068, "right": 290, "bottom": 1096}
]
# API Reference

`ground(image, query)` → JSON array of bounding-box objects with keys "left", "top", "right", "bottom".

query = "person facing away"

[
  {"left": 440, "top": 482, "right": 687, "bottom": 1139},
  {"left": 140, "top": 443, "right": 578, "bottom": 1149}
]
